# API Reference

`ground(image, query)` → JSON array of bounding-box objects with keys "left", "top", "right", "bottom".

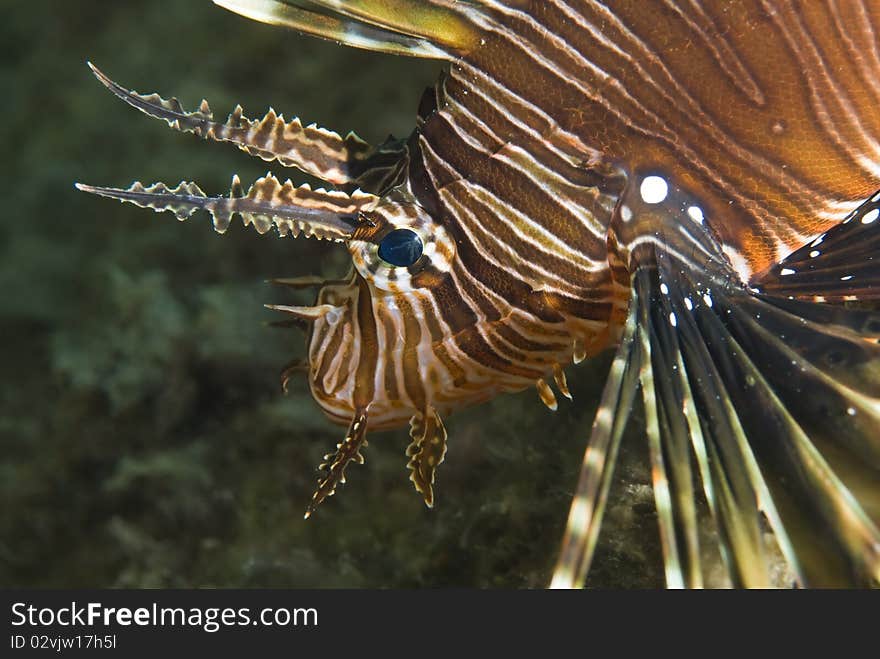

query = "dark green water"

[{"left": 1, "top": 1, "right": 663, "bottom": 588}]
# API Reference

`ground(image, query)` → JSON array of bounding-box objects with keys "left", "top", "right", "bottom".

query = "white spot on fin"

[
  {"left": 686, "top": 205, "right": 704, "bottom": 224},
  {"left": 640, "top": 176, "right": 668, "bottom": 204}
]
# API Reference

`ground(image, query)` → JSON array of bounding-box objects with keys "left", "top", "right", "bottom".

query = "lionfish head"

[
  {"left": 294, "top": 186, "right": 458, "bottom": 429},
  {"left": 73, "top": 59, "right": 497, "bottom": 516}
]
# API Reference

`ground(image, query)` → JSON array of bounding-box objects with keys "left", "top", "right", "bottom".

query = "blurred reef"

[{"left": 0, "top": 1, "right": 667, "bottom": 588}]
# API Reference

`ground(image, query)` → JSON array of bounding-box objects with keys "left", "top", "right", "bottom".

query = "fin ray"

[
  {"left": 213, "top": 0, "right": 480, "bottom": 59},
  {"left": 556, "top": 206, "right": 880, "bottom": 587},
  {"left": 752, "top": 191, "right": 880, "bottom": 302},
  {"left": 636, "top": 269, "right": 703, "bottom": 588},
  {"left": 550, "top": 295, "right": 641, "bottom": 588}
]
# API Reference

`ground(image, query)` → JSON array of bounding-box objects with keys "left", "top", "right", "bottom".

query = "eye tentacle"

[
  {"left": 264, "top": 303, "right": 342, "bottom": 323},
  {"left": 305, "top": 409, "right": 369, "bottom": 519},
  {"left": 87, "top": 62, "right": 383, "bottom": 185},
  {"left": 76, "top": 173, "right": 379, "bottom": 241}
]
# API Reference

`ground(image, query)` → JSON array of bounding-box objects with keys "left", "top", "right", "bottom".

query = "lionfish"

[{"left": 77, "top": 0, "right": 880, "bottom": 588}]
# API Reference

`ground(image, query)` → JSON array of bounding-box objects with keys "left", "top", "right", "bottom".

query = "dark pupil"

[{"left": 377, "top": 229, "right": 423, "bottom": 267}]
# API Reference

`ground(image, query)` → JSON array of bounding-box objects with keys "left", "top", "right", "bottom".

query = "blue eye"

[{"left": 377, "top": 228, "right": 423, "bottom": 267}]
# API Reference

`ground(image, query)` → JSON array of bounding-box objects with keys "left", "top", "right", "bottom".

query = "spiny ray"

[
  {"left": 551, "top": 299, "right": 642, "bottom": 589},
  {"left": 555, "top": 237, "right": 880, "bottom": 587},
  {"left": 535, "top": 377, "right": 558, "bottom": 411},
  {"left": 300, "top": 0, "right": 482, "bottom": 53},
  {"left": 213, "top": 0, "right": 470, "bottom": 59},
  {"left": 572, "top": 338, "right": 587, "bottom": 364},
  {"left": 88, "top": 62, "right": 381, "bottom": 186},
  {"left": 654, "top": 265, "right": 772, "bottom": 587},
  {"left": 280, "top": 358, "right": 309, "bottom": 393},
  {"left": 265, "top": 303, "right": 341, "bottom": 321},
  {"left": 752, "top": 192, "right": 880, "bottom": 302},
  {"left": 265, "top": 301, "right": 343, "bottom": 331},
  {"left": 76, "top": 173, "right": 379, "bottom": 241},
  {"left": 553, "top": 365, "right": 572, "bottom": 400},
  {"left": 636, "top": 269, "right": 702, "bottom": 588}
]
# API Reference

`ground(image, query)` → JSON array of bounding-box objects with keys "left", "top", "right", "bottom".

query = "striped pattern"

[
  {"left": 80, "top": 1, "right": 880, "bottom": 581},
  {"left": 187, "top": 1, "right": 880, "bottom": 437},
  {"left": 87, "top": 61, "right": 408, "bottom": 192},
  {"left": 285, "top": 0, "right": 880, "bottom": 580},
  {"left": 418, "top": 0, "right": 880, "bottom": 272},
  {"left": 309, "top": 0, "right": 880, "bottom": 420},
  {"left": 76, "top": 174, "right": 379, "bottom": 240}
]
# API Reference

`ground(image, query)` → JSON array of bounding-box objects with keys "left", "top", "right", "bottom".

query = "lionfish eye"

[{"left": 377, "top": 228, "right": 423, "bottom": 267}]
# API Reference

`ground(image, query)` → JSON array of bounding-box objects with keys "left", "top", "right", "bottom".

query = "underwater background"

[{"left": 1, "top": 1, "right": 674, "bottom": 588}]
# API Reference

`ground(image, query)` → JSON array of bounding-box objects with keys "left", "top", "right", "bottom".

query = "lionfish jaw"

[{"left": 75, "top": 174, "right": 380, "bottom": 242}]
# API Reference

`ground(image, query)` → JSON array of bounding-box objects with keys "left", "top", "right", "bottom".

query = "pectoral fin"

[
  {"left": 752, "top": 191, "right": 880, "bottom": 303},
  {"left": 555, "top": 196, "right": 880, "bottom": 588}
]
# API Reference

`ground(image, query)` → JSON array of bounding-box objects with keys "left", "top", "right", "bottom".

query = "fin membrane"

[
  {"left": 752, "top": 190, "right": 880, "bottom": 302},
  {"left": 555, "top": 217, "right": 880, "bottom": 587}
]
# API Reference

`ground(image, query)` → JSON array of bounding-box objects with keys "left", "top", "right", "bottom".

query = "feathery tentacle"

[
  {"left": 406, "top": 407, "right": 448, "bottom": 508},
  {"left": 305, "top": 408, "right": 369, "bottom": 518},
  {"left": 87, "top": 62, "right": 399, "bottom": 187},
  {"left": 75, "top": 173, "right": 379, "bottom": 240}
]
